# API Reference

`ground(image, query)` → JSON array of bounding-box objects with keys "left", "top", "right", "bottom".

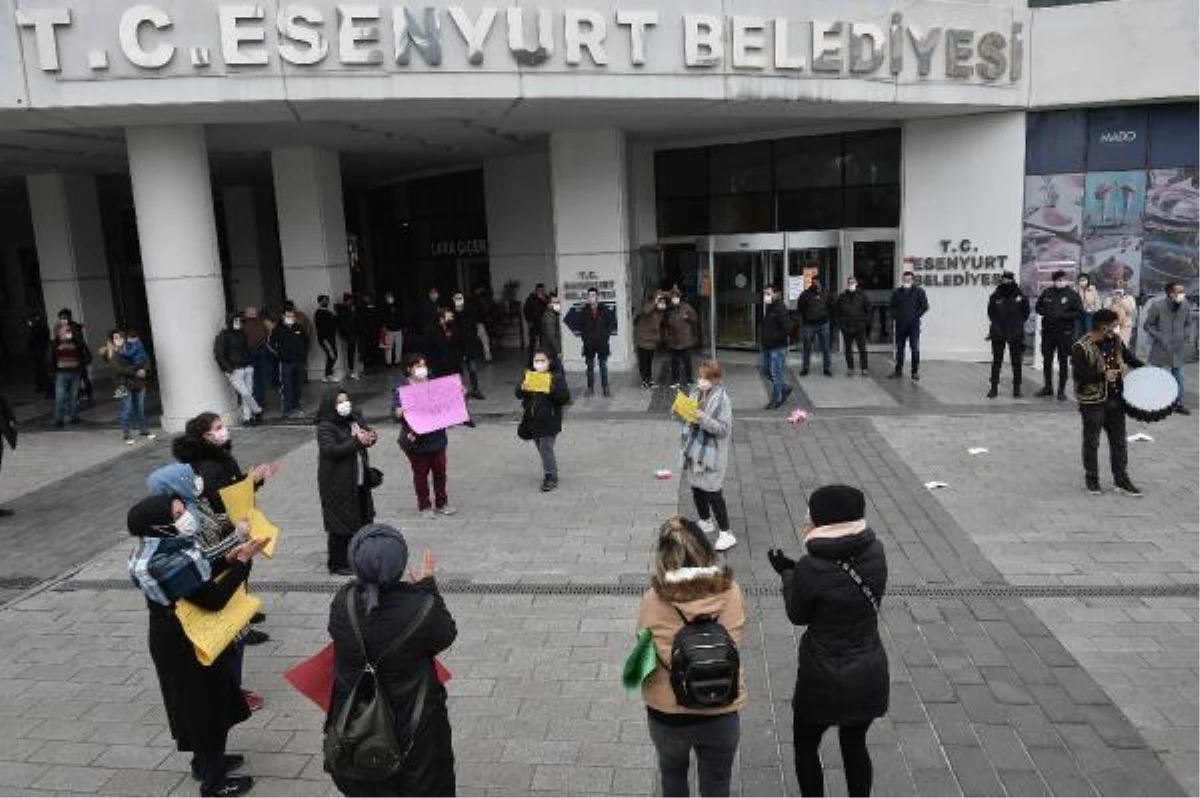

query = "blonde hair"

[
  {"left": 653, "top": 516, "right": 717, "bottom": 582},
  {"left": 697, "top": 359, "right": 722, "bottom": 382}
]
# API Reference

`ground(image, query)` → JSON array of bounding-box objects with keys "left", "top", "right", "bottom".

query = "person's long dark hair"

[{"left": 183, "top": 412, "right": 222, "bottom": 443}]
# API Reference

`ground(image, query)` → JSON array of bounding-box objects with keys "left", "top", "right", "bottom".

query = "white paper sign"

[{"left": 786, "top": 276, "right": 804, "bottom": 301}]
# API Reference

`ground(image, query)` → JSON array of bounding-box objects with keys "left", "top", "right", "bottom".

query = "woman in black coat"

[
  {"left": 172, "top": 413, "right": 278, "bottom": 514},
  {"left": 327, "top": 524, "right": 458, "bottom": 797},
  {"left": 316, "top": 388, "right": 377, "bottom": 575},
  {"left": 127, "top": 494, "right": 267, "bottom": 797},
  {"left": 767, "top": 484, "right": 889, "bottom": 798},
  {"left": 515, "top": 349, "right": 570, "bottom": 492}
]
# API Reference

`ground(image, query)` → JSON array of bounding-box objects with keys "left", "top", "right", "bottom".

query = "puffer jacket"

[
  {"left": 782, "top": 523, "right": 889, "bottom": 725},
  {"left": 987, "top": 282, "right": 1031, "bottom": 343},
  {"left": 1035, "top": 286, "right": 1082, "bottom": 332},
  {"left": 213, "top": 321, "right": 252, "bottom": 372},
  {"left": 1143, "top": 297, "right": 1194, "bottom": 369},
  {"left": 796, "top": 287, "right": 832, "bottom": 326},
  {"left": 638, "top": 565, "right": 747, "bottom": 717},
  {"left": 834, "top": 290, "right": 871, "bottom": 334},
  {"left": 516, "top": 372, "right": 570, "bottom": 438}
]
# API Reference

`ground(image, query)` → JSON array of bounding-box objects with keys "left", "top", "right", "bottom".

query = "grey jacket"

[
  {"left": 1142, "top": 298, "right": 1194, "bottom": 368},
  {"left": 680, "top": 385, "right": 732, "bottom": 493}
]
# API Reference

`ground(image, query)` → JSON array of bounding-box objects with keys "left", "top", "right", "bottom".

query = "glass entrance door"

[
  {"left": 707, "top": 234, "right": 784, "bottom": 350},
  {"left": 842, "top": 229, "right": 900, "bottom": 349}
]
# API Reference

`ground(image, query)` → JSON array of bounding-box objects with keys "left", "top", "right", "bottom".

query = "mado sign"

[{"left": 14, "top": 2, "right": 1025, "bottom": 84}]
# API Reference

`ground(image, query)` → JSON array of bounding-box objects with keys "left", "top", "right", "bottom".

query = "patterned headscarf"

[{"left": 348, "top": 524, "right": 409, "bottom": 614}]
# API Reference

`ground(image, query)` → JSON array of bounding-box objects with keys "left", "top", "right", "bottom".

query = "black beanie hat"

[{"left": 808, "top": 484, "right": 866, "bottom": 527}]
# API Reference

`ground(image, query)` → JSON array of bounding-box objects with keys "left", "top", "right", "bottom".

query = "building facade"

[{"left": 0, "top": 0, "right": 1195, "bottom": 429}]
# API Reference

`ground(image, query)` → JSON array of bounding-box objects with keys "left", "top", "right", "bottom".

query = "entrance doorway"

[
  {"left": 842, "top": 229, "right": 899, "bottom": 349},
  {"left": 705, "top": 234, "right": 784, "bottom": 350}
]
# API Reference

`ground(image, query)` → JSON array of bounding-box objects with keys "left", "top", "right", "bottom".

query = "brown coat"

[{"left": 637, "top": 566, "right": 747, "bottom": 716}]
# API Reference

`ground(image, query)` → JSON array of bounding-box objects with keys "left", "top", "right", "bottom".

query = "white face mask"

[
  {"left": 655, "top": 302, "right": 666, "bottom": 310},
  {"left": 1054, "top": 280, "right": 1066, "bottom": 289},
  {"left": 284, "top": 316, "right": 296, "bottom": 326},
  {"left": 232, "top": 320, "right": 242, "bottom": 331},
  {"left": 847, "top": 284, "right": 857, "bottom": 292},
  {"left": 174, "top": 510, "right": 198, "bottom": 536},
  {"left": 551, "top": 303, "right": 561, "bottom": 313},
  {"left": 193, "top": 476, "right": 204, "bottom": 496},
  {"left": 901, "top": 280, "right": 914, "bottom": 288},
  {"left": 208, "top": 427, "right": 230, "bottom": 446},
  {"left": 61, "top": 331, "right": 73, "bottom": 340},
  {"left": 763, "top": 294, "right": 773, "bottom": 304},
  {"left": 385, "top": 296, "right": 394, "bottom": 304},
  {"left": 1173, "top": 293, "right": 1186, "bottom": 304},
  {"left": 454, "top": 300, "right": 464, "bottom": 309},
  {"left": 336, "top": 401, "right": 352, "bottom": 417},
  {"left": 412, "top": 366, "right": 429, "bottom": 380},
  {"left": 671, "top": 297, "right": 681, "bottom": 306},
  {"left": 1078, "top": 281, "right": 1088, "bottom": 289},
  {"left": 533, "top": 360, "right": 550, "bottom": 373},
  {"left": 112, "top": 336, "right": 125, "bottom": 348},
  {"left": 697, "top": 378, "right": 713, "bottom": 391}
]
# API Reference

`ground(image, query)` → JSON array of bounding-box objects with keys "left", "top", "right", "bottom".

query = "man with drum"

[
  {"left": 1070, "top": 308, "right": 1145, "bottom": 497},
  {"left": 1142, "top": 283, "right": 1194, "bottom": 417}
]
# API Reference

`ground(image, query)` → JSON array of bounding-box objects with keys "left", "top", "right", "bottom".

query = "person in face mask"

[
  {"left": 1103, "top": 281, "right": 1137, "bottom": 347},
  {"left": 49, "top": 318, "right": 91, "bottom": 428},
  {"left": 1142, "top": 282, "right": 1194, "bottom": 415},
  {"left": 316, "top": 389, "right": 378, "bottom": 575},
  {"left": 314, "top": 294, "right": 340, "bottom": 382},
  {"left": 104, "top": 327, "right": 155, "bottom": 443},
  {"left": 888, "top": 270, "right": 930, "bottom": 381},
  {"left": 986, "top": 272, "right": 1031, "bottom": 398},
  {"left": 1070, "top": 308, "right": 1145, "bottom": 496},
  {"left": 634, "top": 290, "right": 668, "bottom": 389},
  {"left": 835, "top": 276, "right": 872, "bottom": 376},
  {"left": 379, "top": 292, "right": 404, "bottom": 370},
  {"left": 268, "top": 302, "right": 311, "bottom": 417},
  {"left": 1034, "top": 269, "right": 1083, "bottom": 399},
  {"left": 215, "top": 315, "right": 263, "bottom": 427},
  {"left": 395, "top": 354, "right": 457, "bottom": 518},
  {"left": 173, "top": 412, "right": 279, "bottom": 514},
  {"left": 540, "top": 293, "right": 565, "bottom": 376},
  {"left": 678, "top": 360, "right": 737, "bottom": 551},
  {"left": 576, "top": 287, "right": 618, "bottom": 398},
  {"left": 760, "top": 285, "right": 792, "bottom": 410},
  {"left": 1076, "top": 274, "right": 1102, "bottom": 337},
  {"left": 516, "top": 350, "right": 571, "bottom": 492},
  {"left": 664, "top": 288, "right": 700, "bottom": 389},
  {"left": 451, "top": 292, "right": 486, "bottom": 400}
]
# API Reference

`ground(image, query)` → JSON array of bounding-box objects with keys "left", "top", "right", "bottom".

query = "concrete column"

[
  {"left": 126, "top": 125, "right": 233, "bottom": 432},
  {"left": 901, "top": 112, "right": 1026, "bottom": 361},
  {"left": 271, "top": 147, "right": 351, "bottom": 379},
  {"left": 548, "top": 129, "right": 633, "bottom": 370},
  {"left": 26, "top": 173, "right": 116, "bottom": 348},
  {"left": 222, "top": 186, "right": 265, "bottom": 312}
]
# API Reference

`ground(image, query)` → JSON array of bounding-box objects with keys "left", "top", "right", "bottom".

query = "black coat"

[
  {"left": 782, "top": 527, "right": 889, "bottom": 725},
  {"left": 891, "top": 286, "right": 929, "bottom": 330},
  {"left": 453, "top": 303, "right": 484, "bottom": 360},
  {"left": 315, "top": 307, "right": 338, "bottom": 342},
  {"left": 797, "top": 288, "right": 832, "bottom": 326},
  {"left": 577, "top": 304, "right": 617, "bottom": 357},
  {"left": 0, "top": 394, "right": 15, "bottom": 470},
  {"left": 335, "top": 302, "right": 357, "bottom": 342},
  {"left": 1035, "top": 286, "right": 1083, "bottom": 332},
  {"left": 988, "top": 283, "right": 1031, "bottom": 343},
  {"left": 268, "top": 322, "right": 310, "bottom": 364},
  {"left": 214, "top": 327, "right": 252, "bottom": 372},
  {"left": 541, "top": 310, "right": 563, "bottom": 359},
  {"left": 172, "top": 436, "right": 257, "bottom": 514},
  {"left": 516, "top": 373, "right": 570, "bottom": 438},
  {"left": 148, "top": 559, "right": 252, "bottom": 753},
  {"left": 761, "top": 303, "right": 790, "bottom": 349},
  {"left": 428, "top": 324, "right": 466, "bottom": 378},
  {"left": 328, "top": 578, "right": 458, "bottom": 797},
  {"left": 834, "top": 291, "right": 871, "bottom": 334},
  {"left": 316, "top": 404, "right": 376, "bottom": 539}
]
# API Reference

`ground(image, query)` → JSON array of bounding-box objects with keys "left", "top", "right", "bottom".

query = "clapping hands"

[
  {"left": 406, "top": 550, "right": 436, "bottom": 583},
  {"left": 767, "top": 548, "right": 797, "bottom": 575}
]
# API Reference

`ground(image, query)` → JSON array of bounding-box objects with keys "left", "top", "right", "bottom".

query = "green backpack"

[{"left": 323, "top": 586, "right": 433, "bottom": 783}]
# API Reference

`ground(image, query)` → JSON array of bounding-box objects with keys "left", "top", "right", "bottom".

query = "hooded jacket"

[
  {"left": 213, "top": 317, "right": 252, "bottom": 372},
  {"left": 987, "top": 281, "right": 1031, "bottom": 343},
  {"left": 172, "top": 434, "right": 255, "bottom": 514},
  {"left": 782, "top": 523, "right": 889, "bottom": 725},
  {"left": 637, "top": 565, "right": 747, "bottom": 716}
]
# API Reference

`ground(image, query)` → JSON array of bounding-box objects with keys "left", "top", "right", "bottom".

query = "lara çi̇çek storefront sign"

[
  {"left": 15, "top": 4, "right": 1023, "bottom": 84},
  {"left": 904, "top": 239, "right": 1013, "bottom": 288}
]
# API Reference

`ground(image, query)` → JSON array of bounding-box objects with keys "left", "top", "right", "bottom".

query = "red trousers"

[{"left": 407, "top": 449, "right": 448, "bottom": 510}]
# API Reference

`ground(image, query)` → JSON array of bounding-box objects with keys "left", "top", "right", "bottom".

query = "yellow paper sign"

[
  {"left": 176, "top": 583, "right": 263, "bottom": 666},
  {"left": 218, "top": 478, "right": 280, "bottom": 558},
  {"left": 522, "top": 371, "right": 552, "bottom": 394},
  {"left": 672, "top": 391, "right": 699, "bottom": 424}
]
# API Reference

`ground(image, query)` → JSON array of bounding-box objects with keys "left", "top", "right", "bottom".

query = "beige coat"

[
  {"left": 637, "top": 566, "right": 747, "bottom": 716},
  {"left": 1105, "top": 293, "right": 1137, "bottom": 345}
]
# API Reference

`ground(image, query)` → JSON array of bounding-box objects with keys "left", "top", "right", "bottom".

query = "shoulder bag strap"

[
  {"left": 345, "top": 586, "right": 435, "bottom": 670},
  {"left": 836, "top": 559, "right": 880, "bottom": 614}
]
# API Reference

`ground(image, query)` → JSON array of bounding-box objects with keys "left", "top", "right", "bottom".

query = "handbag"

[
  {"left": 517, "top": 416, "right": 533, "bottom": 441},
  {"left": 323, "top": 589, "right": 433, "bottom": 783},
  {"left": 366, "top": 467, "right": 384, "bottom": 490}
]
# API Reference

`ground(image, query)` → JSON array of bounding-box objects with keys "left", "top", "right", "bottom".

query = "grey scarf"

[
  {"left": 348, "top": 523, "right": 409, "bottom": 613},
  {"left": 681, "top": 386, "right": 727, "bottom": 476}
]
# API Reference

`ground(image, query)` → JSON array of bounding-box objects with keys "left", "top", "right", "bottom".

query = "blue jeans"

[
  {"left": 1171, "top": 366, "right": 1184, "bottom": 403},
  {"left": 54, "top": 372, "right": 81, "bottom": 422},
  {"left": 895, "top": 323, "right": 922, "bottom": 374},
  {"left": 801, "top": 323, "right": 832, "bottom": 373},
  {"left": 763, "top": 347, "right": 787, "bottom": 403},
  {"left": 118, "top": 388, "right": 149, "bottom": 438},
  {"left": 1076, "top": 313, "right": 1095, "bottom": 340}
]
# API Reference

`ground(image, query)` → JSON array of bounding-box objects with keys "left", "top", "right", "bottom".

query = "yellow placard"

[
  {"left": 176, "top": 583, "right": 263, "bottom": 666},
  {"left": 672, "top": 391, "right": 699, "bottom": 424},
  {"left": 522, "top": 371, "right": 552, "bottom": 394},
  {"left": 218, "top": 478, "right": 280, "bottom": 558}
]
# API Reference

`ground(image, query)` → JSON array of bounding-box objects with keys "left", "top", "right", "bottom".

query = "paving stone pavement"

[{"left": 0, "top": 368, "right": 1193, "bottom": 797}]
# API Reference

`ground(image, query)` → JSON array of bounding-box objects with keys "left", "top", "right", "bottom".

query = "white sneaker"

[
  {"left": 419, "top": 509, "right": 436, "bottom": 519},
  {"left": 697, "top": 517, "right": 716, "bottom": 534},
  {"left": 714, "top": 531, "right": 738, "bottom": 552}
]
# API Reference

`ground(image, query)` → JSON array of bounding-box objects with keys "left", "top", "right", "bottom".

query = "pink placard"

[{"left": 397, "top": 375, "right": 469, "bottom": 434}]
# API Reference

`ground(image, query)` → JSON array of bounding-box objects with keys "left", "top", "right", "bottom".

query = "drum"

[{"left": 1122, "top": 366, "right": 1178, "bottom": 422}]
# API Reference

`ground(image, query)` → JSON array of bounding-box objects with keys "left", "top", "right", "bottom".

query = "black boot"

[
  {"left": 986, "top": 384, "right": 998, "bottom": 399},
  {"left": 1013, "top": 384, "right": 1022, "bottom": 398}
]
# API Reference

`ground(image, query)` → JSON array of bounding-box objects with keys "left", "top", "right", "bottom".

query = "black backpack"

[
  {"left": 323, "top": 587, "right": 433, "bottom": 783},
  {"left": 668, "top": 608, "right": 740, "bottom": 709}
]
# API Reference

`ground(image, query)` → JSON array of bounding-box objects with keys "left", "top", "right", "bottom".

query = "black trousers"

[
  {"left": 192, "top": 730, "right": 230, "bottom": 793},
  {"left": 794, "top": 720, "right": 873, "bottom": 797},
  {"left": 841, "top": 329, "right": 868, "bottom": 370},
  {"left": 1080, "top": 398, "right": 1129, "bottom": 482},
  {"left": 637, "top": 347, "right": 656, "bottom": 383},
  {"left": 990, "top": 338, "right": 1023, "bottom": 386},
  {"left": 670, "top": 349, "right": 693, "bottom": 386},
  {"left": 341, "top": 335, "right": 357, "bottom": 375},
  {"left": 319, "top": 337, "right": 337, "bottom": 377},
  {"left": 1041, "top": 327, "right": 1073, "bottom": 390},
  {"left": 692, "top": 487, "right": 729, "bottom": 531}
]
